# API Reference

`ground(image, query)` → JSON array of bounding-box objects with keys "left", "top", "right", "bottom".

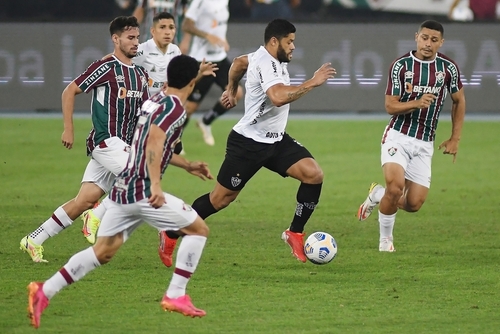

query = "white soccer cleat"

[
  {"left": 357, "top": 182, "right": 384, "bottom": 221},
  {"left": 196, "top": 118, "right": 215, "bottom": 146},
  {"left": 379, "top": 236, "right": 396, "bottom": 252}
]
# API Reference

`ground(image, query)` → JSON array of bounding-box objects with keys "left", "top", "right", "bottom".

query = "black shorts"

[
  {"left": 187, "top": 58, "right": 231, "bottom": 103},
  {"left": 217, "top": 130, "right": 314, "bottom": 191}
]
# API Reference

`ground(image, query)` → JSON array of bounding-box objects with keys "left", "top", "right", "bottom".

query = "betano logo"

[{"left": 118, "top": 87, "right": 142, "bottom": 99}]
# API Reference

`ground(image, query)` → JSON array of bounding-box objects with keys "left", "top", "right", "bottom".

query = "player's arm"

[
  {"left": 145, "top": 124, "right": 167, "bottom": 208},
  {"left": 438, "top": 88, "right": 465, "bottom": 162},
  {"left": 182, "top": 17, "right": 228, "bottom": 50},
  {"left": 170, "top": 154, "right": 213, "bottom": 181},
  {"left": 221, "top": 55, "right": 248, "bottom": 109},
  {"left": 384, "top": 94, "right": 436, "bottom": 116},
  {"left": 61, "top": 82, "right": 83, "bottom": 149},
  {"left": 266, "top": 63, "right": 336, "bottom": 107},
  {"left": 132, "top": 3, "right": 145, "bottom": 23},
  {"left": 228, "top": 55, "right": 248, "bottom": 96}
]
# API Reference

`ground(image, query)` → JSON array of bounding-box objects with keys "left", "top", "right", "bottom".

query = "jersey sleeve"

[
  {"left": 259, "top": 58, "right": 286, "bottom": 93},
  {"left": 74, "top": 59, "right": 113, "bottom": 93},
  {"left": 446, "top": 61, "right": 463, "bottom": 94},
  {"left": 153, "top": 98, "right": 184, "bottom": 133},
  {"left": 385, "top": 59, "right": 404, "bottom": 96},
  {"left": 185, "top": 0, "right": 203, "bottom": 21},
  {"left": 140, "top": 68, "right": 150, "bottom": 101}
]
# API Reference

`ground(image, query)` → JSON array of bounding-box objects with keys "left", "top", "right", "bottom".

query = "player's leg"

[
  {"left": 197, "top": 59, "right": 244, "bottom": 146},
  {"left": 20, "top": 159, "right": 111, "bottom": 262},
  {"left": 266, "top": 134, "right": 321, "bottom": 262},
  {"left": 160, "top": 131, "right": 263, "bottom": 267},
  {"left": 185, "top": 73, "right": 216, "bottom": 145},
  {"left": 27, "top": 201, "right": 140, "bottom": 328},
  {"left": 81, "top": 137, "right": 130, "bottom": 244},
  {"left": 378, "top": 162, "right": 405, "bottom": 252},
  {"left": 398, "top": 141, "right": 433, "bottom": 213},
  {"left": 144, "top": 194, "right": 209, "bottom": 317}
]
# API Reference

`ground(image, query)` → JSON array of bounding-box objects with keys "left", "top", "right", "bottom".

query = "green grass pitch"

[{"left": 1, "top": 117, "right": 499, "bottom": 333}]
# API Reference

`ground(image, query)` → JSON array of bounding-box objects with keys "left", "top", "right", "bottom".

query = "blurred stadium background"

[{"left": 1, "top": 0, "right": 499, "bottom": 115}]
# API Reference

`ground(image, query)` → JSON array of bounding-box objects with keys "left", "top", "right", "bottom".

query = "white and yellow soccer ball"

[{"left": 304, "top": 232, "right": 337, "bottom": 265}]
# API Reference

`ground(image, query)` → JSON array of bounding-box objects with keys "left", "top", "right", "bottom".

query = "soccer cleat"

[
  {"left": 81, "top": 209, "right": 101, "bottom": 244},
  {"left": 27, "top": 282, "right": 49, "bottom": 329},
  {"left": 281, "top": 229, "right": 307, "bottom": 263},
  {"left": 20, "top": 236, "right": 48, "bottom": 263},
  {"left": 161, "top": 295, "right": 206, "bottom": 318},
  {"left": 158, "top": 231, "right": 178, "bottom": 268},
  {"left": 196, "top": 118, "right": 215, "bottom": 146},
  {"left": 357, "top": 182, "right": 384, "bottom": 221},
  {"left": 379, "top": 237, "right": 396, "bottom": 252}
]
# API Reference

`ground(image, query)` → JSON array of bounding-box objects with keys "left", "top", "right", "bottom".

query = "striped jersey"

[
  {"left": 109, "top": 93, "right": 186, "bottom": 204},
  {"left": 385, "top": 51, "right": 462, "bottom": 142},
  {"left": 74, "top": 56, "right": 150, "bottom": 155}
]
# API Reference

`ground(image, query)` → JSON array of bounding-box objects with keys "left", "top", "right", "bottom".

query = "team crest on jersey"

[
  {"left": 435, "top": 71, "right": 445, "bottom": 83},
  {"left": 116, "top": 75, "right": 125, "bottom": 83},
  {"left": 404, "top": 71, "right": 414, "bottom": 80},
  {"left": 140, "top": 76, "right": 147, "bottom": 88},
  {"left": 150, "top": 65, "right": 156, "bottom": 73},
  {"left": 388, "top": 147, "right": 398, "bottom": 156},
  {"left": 231, "top": 175, "right": 242, "bottom": 188}
]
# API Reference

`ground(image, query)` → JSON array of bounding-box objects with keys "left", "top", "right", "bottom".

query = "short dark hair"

[
  {"left": 264, "top": 19, "right": 296, "bottom": 44},
  {"left": 109, "top": 16, "right": 139, "bottom": 36},
  {"left": 167, "top": 55, "right": 199, "bottom": 89},
  {"left": 419, "top": 20, "right": 444, "bottom": 37},
  {"left": 153, "top": 12, "right": 175, "bottom": 25}
]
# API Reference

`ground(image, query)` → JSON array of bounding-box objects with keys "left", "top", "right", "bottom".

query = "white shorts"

[
  {"left": 380, "top": 127, "right": 434, "bottom": 188},
  {"left": 97, "top": 193, "right": 198, "bottom": 241},
  {"left": 81, "top": 137, "right": 130, "bottom": 192}
]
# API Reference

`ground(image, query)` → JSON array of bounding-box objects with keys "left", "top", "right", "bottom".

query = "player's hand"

[
  {"left": 416, "top": 93, "right": 437, "bottom": 109},
  {"left": 61, "top": 130, "right": 74, "bottom": 149},
  {"left": 311, "top": 63, "right": 336, "bottom": 87},
  {"left": 148, "top": 184, "right": 166, "bottom": 208},
  {"left": 438, "top": 138, "right": 460, "bottom": 163},
  {"left": 199, "top": 59, "right": 218, "bottom": 77},
  {"left": 206, "top": 34, "right": 230, "bottom": 52},
  {"left": 221, "top": 90, "right": 237, "bottom": 109},
  {"left": 186, "top": 161, "right": 213, "bottom": 181}
]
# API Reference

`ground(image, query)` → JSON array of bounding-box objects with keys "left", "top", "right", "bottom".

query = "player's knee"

[
  {"left": 404, "top": 198, "right": 425, "bottom": 213},
  {"left": 385, "top": 185, "right": 404, "bottom": 204},
  {"left": 302, "top": 165, "right": 324, "bottom": 184}
]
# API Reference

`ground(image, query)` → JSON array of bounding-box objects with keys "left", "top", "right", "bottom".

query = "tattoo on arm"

[
  {"left": 287, "top": 87, "right": 309, "bottom": 101},
  {"left": 147, "top": 150, "right": 156, "bottom": 165}
]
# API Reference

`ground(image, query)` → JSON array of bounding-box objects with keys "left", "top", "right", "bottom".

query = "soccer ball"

[
  {"left": 304, "top": 232, "right": 337, "bottom": 265},
  {"left": 451, "top": 6, "right": 474, "bottom": 22}
]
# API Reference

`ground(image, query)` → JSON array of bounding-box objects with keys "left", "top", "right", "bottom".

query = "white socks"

[
  {"left": 30, "top": 206, "right": 73, "bottom": 244},
  {"left": 372, "top": 186, "right": 386, "bottom": 203},
  {"left": 43, "top": 247, "right": 100, "bottom": 299},
  {"left": 166, "top": 235, "right": 207, "bottom": 299},
  {"left": 379, "top": 210, "right": 396, "bottom": 241}
]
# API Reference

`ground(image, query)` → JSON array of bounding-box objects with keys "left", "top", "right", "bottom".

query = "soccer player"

[
  {"left": 133, "top": 0, "right": 191, "bottom": 47},
  {"left": 356, "top": 20, "right": 466, "bottom": 252},
  {"left": 80, "top": 13, "right": 217, "bottom": 245},
  {"left": 159, "top": 19, "right": 336, "bottom": 265},
  {"left": 19, "top": 16, "right": 150, "bottom": 262},
  {"left": 134, "top": 11, "right": 182, "bottom": 95},
  {"left": 27, "top": 55, "right": 211, "bottom": 329},
  {"left": 182, "top": 0, "right": 244, "bottom": 146}
]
